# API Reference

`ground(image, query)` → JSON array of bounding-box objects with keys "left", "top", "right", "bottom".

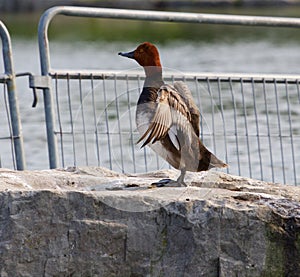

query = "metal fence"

[
  {"left": 32, "top": 7, "right": 300, "bottom": 185},
  {"left": 0, "top": 21, "right": 25, "bottom": 170},
  {"left": 44, "top": 70, "right": 300, "bottom": 186}
]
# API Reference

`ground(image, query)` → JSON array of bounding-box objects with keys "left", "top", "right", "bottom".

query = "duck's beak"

[{"left": 118, "top": 50, "right": 135, "bottom": 59}]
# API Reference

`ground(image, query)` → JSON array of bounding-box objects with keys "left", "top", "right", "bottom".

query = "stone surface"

[{"left": 0, "top": 167, "right": 299, "bottom": 276}]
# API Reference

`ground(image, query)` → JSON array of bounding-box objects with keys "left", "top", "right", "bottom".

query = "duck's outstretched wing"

[
  {"left": 137, "top": 84, "right": 193, "bottom": 149},
  {"left": 173, "top": 81, "right": 200, "bottom": 137}
]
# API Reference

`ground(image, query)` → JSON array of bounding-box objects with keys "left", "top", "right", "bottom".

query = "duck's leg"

[
  {"left": 150, "top": 168, "right": 187, "bottom": 187},
  {"left": 176, "top": 168, "right": 187, "bottom": 186}
]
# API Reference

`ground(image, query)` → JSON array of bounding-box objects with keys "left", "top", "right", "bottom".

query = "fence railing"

[
  {"left": 35, "top": 6, "right": 300, "bottom": 185},
  {"left": 44, "top": 70, "right": 299, "bottom": 186},
  {"left": 0, "top": 20, "right": 25, "bottom": 170}
]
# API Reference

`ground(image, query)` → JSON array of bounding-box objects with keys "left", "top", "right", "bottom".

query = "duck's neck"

[
  {"left": 143, "top": 66, "right": 163, "bottom": 89},
  {"left": 137, "top": 66, "right": 163, "bottom": 105}
]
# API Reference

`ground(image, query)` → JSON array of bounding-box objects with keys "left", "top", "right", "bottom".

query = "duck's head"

[{"left": 118, "top": 42, "right": 162, "bottom": 68}]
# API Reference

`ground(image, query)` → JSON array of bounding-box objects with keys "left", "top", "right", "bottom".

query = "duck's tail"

[
  {"left": 197, "top": 142, "right": 228, "bottom": 171},
  {"left": 209, "top": 152, "right": 228, "bottom": 169}
]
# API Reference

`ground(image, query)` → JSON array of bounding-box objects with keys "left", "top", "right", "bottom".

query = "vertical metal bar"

[
  {"left": 262, "top": 79, "right": 274, "bottom": 183},
  {"left": 274, "top": 80, "right": 286, "bottom": 184},
  {"left": 297, "top": 80, "right": 300, "bottom": 184},
  {"left": 297, "top": 79, "right": 300, "bottom": 104},
  {"left": 194, "top": 77, "right": 202, "bottom": 111},
  {"left": 90, "top": 74, "right": 100, "bottom": 166},
  {"left": 0, "top": 82, "right": 3, "bottom": 170},
  {"left": 3, "top": 81, "right": 16, "bottom": 169},
  {"left": 251, "top": 79, "right": 263, "bottom": 180},
  {"left": 42, "top": 87, "right": 59, "bottom": 168},
  {"left": 38, "top": 15, "right": 59, "bottom": 169},
  {"left": 284, "top": 80, "right": 297, "bottom": 185},
  {"left": 102, "top": 79, "right": 112, "bottom": 170},
  {"left": 114, "top": 75, "right": 125, "bottom": 173},
  {"left": 0, "top": 21, "right": 25, "bottom": 170},
  {"left": 78, "top": 74, "right": 89, "bottom": 165},
  {"left": 206, "top": 79, "right": 216, "bottom": 153},
  {"left": 54, "top": 75, "right": 65, "bottom": 167},
  {"left": 66, "top": 74, "right": 76, "bottom": 166},
  {"left": 229, "top": 78, "right": 241, "bottom": 176},
  {"left": 195, "top": 78, "right": 204, "bottom": 142},
  {"left": 240, "top": 78, "right": 252, "bottom": 178},
  {"left": 217, "top": 78, "right": 229, "bottom": 172}
]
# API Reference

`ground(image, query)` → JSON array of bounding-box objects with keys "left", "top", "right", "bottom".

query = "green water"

[{"left": 1, "top": 6, "right": 300, "bottom": 43}]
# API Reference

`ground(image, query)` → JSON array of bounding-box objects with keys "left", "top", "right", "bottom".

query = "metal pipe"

[
  {"left": 41, "top": 6, "right": 300, "bottom": 28},
  {"left": 38, "top": 10, "right": 59, "bottom": 168},
  {"left": 0, "top": 20, "right": 26, "bottom": 170},
  {"left": 37, "top": 6, "right": 300, "bottom": 183},
  {"left": 49, "top": 69, "right": 300, "bottom": 84}
]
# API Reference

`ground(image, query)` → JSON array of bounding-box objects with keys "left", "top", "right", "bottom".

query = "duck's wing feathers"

[
  {"left": 174, "top": 81, "right": 200, "bottom": 137},
  {"left": 137, "top": 84, "right": 193, "bottom": 149}
]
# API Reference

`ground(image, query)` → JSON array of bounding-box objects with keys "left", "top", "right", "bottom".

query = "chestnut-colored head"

[{"left": 119, "top": 42, "right": 162, "bottom": 68}]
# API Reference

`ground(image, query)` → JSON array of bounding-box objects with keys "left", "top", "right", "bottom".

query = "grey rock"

[{"left": 0, "top": 167, "right": 299, "bottom": 276}]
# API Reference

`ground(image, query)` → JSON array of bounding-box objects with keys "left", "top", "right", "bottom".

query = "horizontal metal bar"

[
  {"left": 54, "top": 130, "right": 300, "bottom": 138},
  {"left": 29, "top": 75, "right": 52, "bottom": 89},
  {"left": 49, "top": 69, "right": 300, "bottom": 84},
  {"left": 0, "top": 73, "right": 10, "bottom": 82},
  {"left": 42, "top": 6, "right": 300, "bottom": 28},
  {"left": 0, "top": 136, "right": 16, "bottom": 140}
]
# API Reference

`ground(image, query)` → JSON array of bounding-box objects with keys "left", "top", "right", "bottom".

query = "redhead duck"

[{"left": 119, "top": 42, "right": 227, "bottom": 186}]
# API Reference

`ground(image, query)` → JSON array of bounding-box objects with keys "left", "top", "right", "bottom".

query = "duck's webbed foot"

[
  {"left": 150, "top": 169, "right": 187, "bottom": 188},
  {"left": 150, "top": 178, "right": 184, "bottom": 187},
  {"left": 151, "top": 178, "right": 174, "bottom": 187}
]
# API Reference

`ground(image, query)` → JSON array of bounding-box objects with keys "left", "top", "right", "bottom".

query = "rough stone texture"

[{"left": 0, "top": 167, "right": 299, "bottom": 276}]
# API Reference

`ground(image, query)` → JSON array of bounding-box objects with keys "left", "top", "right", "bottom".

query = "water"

[{"left": 1, "top": 39, "right": 300, "bottom": 184}]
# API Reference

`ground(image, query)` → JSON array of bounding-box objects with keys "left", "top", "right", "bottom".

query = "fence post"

[
  {"left": 38, "top": 10, "right": 59, "bottom": 169},
  {"left": 0, "top": 21, "right": 26, "bottom": 170}
]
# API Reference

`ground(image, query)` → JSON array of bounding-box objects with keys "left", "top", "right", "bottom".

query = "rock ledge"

[{"left": 0, "top": 167, "right": 299, "bottom": 276}]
